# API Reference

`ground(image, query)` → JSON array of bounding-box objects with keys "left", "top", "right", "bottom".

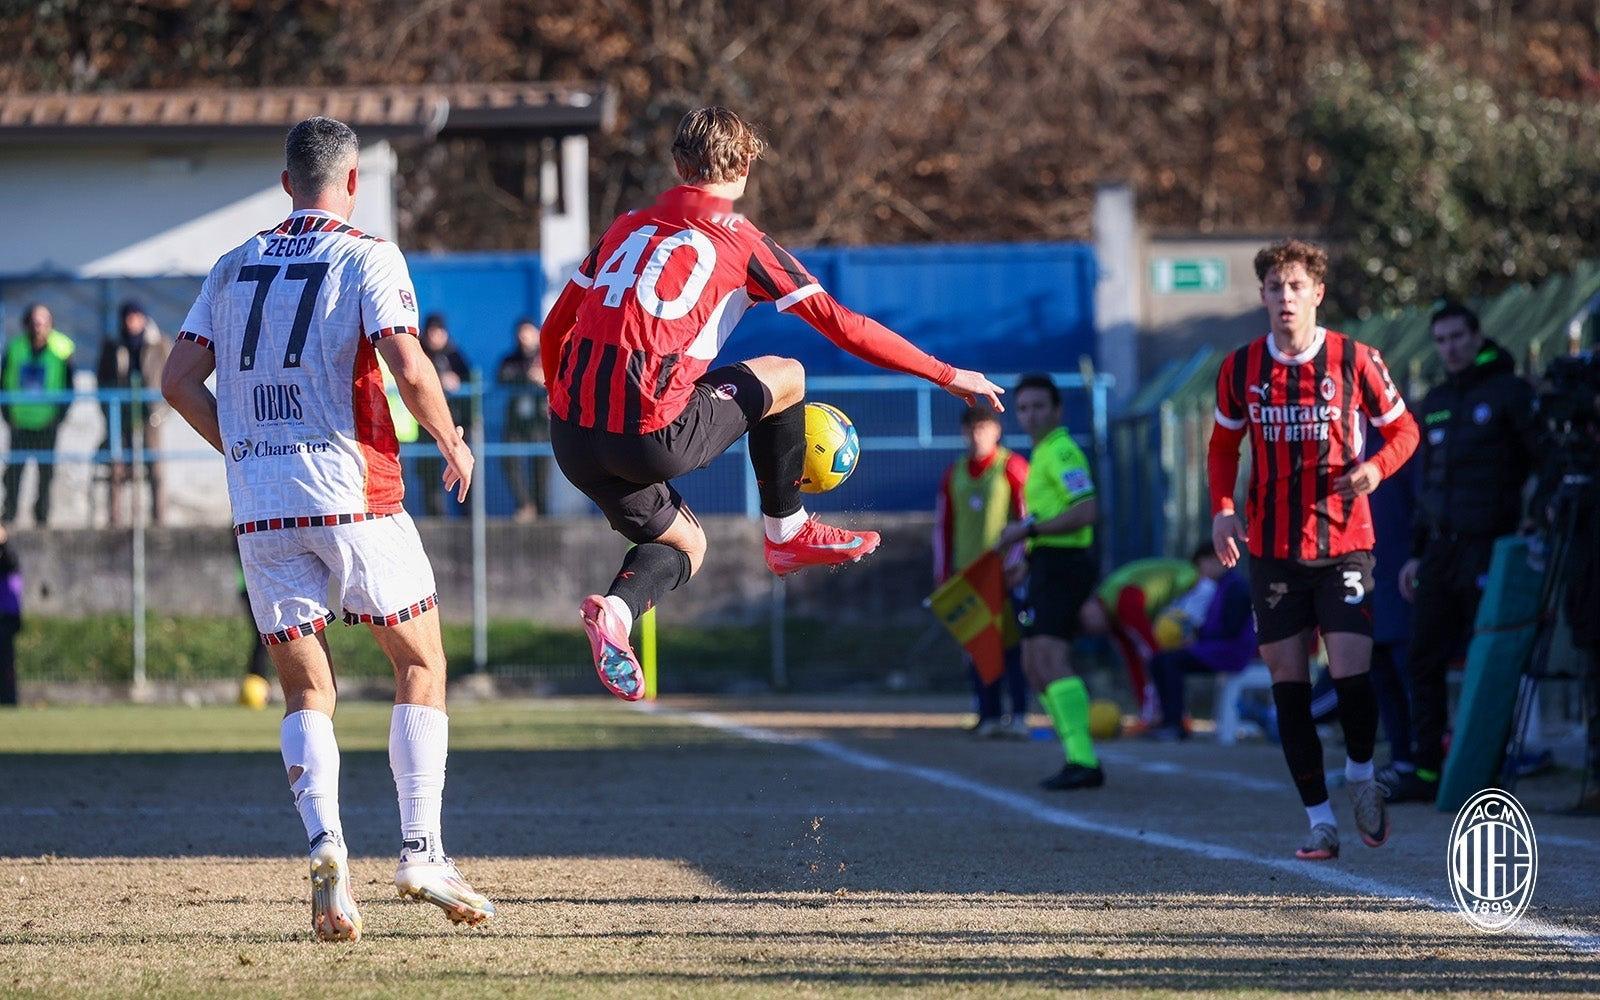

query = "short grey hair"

[{"left": 284, "top": 116, "right": 359, "bottom": 194}]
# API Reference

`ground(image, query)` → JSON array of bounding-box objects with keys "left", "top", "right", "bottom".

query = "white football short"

[{"left": 237, "top": 511, "right": 438, "bottom": 644}]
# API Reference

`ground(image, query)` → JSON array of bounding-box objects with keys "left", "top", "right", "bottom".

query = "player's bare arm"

[
  {"left": 376, "top": 334, "right": 474, "bottom": 502},
  {"left": 161, "top": 338, "right": 223, "bottom": 454}
]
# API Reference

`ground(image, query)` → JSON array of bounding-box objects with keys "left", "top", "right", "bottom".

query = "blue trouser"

[
  {"left": 968, "top": 646, "right": 1027, "bottom": 720},
  {"left": 1149, "top": 648, "right": 1208, "bottom": 730}
]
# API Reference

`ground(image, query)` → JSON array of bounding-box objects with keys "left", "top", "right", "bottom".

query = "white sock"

[
  {"left": 1306, "top": 800, "right": 1337, "bottom": 830},
  {"left": 603, "top": 594, "right": 635, "bottom": 635},
  {"left": 280, "top": 710, "right": 342, "bottom": 846},
  {"left": 1345, "top": 757, "right": 1375, "bottom": 783},
  {"left": 390, "top": 703, "right": 449, "bottom": 861},
  {"left": 764, "top": 508, "right": 808, "bottom": 543}
]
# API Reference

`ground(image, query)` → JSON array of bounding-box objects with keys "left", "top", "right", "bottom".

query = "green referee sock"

[
  {"left": 1044, "top": 676, "right": 1099, "bottom": 768},
  {"left": 1038, "top": 689, "right": 1070, "bottom": 758}
]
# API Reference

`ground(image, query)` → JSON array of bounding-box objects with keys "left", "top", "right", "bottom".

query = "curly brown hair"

[
  {"left": 1253, "top": 238, "right": 1329, "bottom": 284},
  {"left": 671, "top": 107, "right": 766, "bottom": 185}
]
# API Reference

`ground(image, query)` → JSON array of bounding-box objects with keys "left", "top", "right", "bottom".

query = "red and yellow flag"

[{"left": 926, "top": 550, "right": 1011, "bottom": 684}]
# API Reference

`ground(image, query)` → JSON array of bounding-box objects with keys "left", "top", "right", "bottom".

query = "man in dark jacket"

[
  {"left": 1389, "top": 302, "right": 1538, "bottom": 802},
  {"left": 416, "top": 314, "right": 472, "bottom": 517},
  {"left": 96, "top": 300, "right": 170, "bottom": 526},
  {"left": 496, "top": 318, "right": 548, "bottom": 521}
]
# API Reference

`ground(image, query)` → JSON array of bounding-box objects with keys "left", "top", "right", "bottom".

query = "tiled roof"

[{"left": 0, "top": 83, "right": 611, "bottom": 141}]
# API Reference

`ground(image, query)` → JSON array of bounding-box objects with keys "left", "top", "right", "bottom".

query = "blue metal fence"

[
  {"left": 0, "top": 372, "right": 1112, "bottom": 534},
  {"left": 0, "top": 240, "right": 1107, "bottom": 533}
]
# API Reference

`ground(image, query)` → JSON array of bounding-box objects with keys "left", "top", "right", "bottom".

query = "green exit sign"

[{"left": 1150, "top": 257, "right": 1227, "bottom": 294}]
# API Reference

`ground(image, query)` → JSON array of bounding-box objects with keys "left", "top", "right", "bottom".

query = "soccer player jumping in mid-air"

[
  {"left": 1208, "top": 240, "right": 1418, "bottom": 860},
  {"left": 540, "top": 107, "right": 1003, "bottom": 700},
  {"left": 163, "top": 117, "right": 493, "bottom": 940}
]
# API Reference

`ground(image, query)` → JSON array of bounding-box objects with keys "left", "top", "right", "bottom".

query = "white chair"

[{"left": 1214, "top": 661, "right": 1273, "bottom": 746}]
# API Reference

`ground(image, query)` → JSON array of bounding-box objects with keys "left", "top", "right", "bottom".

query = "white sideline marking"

[
  {"left": 0, "top": 803, "right": 942, "bottom": 820},
  {"left": 1095, "top": 752, "right": 1285, "bottom": 793},
  {"left": 646, "top": 704, "right": 1600, "bottom": 956},
  {"left": 1102, "top": 751, "right": 1600, "bottom": 853}
]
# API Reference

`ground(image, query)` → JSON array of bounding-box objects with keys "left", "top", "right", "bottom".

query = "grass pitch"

[{"left": 2, "top": 697, "right": 1597, "bottom": 998}]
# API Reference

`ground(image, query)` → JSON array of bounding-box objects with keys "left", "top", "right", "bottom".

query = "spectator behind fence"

[
  {"left": 416, "top": 313, "right": 472, "bottom": 517},
  {"left": 1, "top": 304, "right": 75, "bottom": 526},
  {"left": 496, "top": 318, "right": 549, "bottom": 522},
  {"left": 96, "top": 301, "right": 171, "bottom": 526},
  {"left": 0, "top": 523, "right": 17, "bottom": 705},
  {"left": 933, "top": 403, "right": 1030, "bottom": 738},
  {"left": 1145, "top": 543, "right": 1256, "bottom": 741}
]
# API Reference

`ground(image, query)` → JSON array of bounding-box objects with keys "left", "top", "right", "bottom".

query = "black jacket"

[{"left": 1412, "top": 339, "right": 1538, "bottom": 554}]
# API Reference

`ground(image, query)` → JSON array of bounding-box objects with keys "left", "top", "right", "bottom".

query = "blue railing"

[{"left": 0, "top": 372, "right": 1114, "bottom": 537}]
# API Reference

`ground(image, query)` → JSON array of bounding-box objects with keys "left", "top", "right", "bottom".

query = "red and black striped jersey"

[
  {"left": 542, "top": 185, "right": 953, "bottom": 434},
  {"left": 1210, "top": 327, "right": 1412, "bottom": 560},
  {"left": 546, "top": 186, "right": 821, "bottom": 433}
]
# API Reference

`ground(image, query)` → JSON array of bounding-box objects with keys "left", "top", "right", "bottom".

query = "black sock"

[
  {"left": 748, "top": 402, "right": 805, "bottom": 518},
  {"left": 1272, "top": 681, "right": 1329, "bottom": 807},
  {"left": 605, "top": 543, "right": 692, "bottom": 622},
  {"left": 1332, "top": 672, "right": 1379, "bottom": 765}
]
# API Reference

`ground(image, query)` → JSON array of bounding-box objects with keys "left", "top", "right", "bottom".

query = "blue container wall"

[
  {"left": 407, "top": 241, "right": 1098, "bottom": 377},
  {"left": 403, "top": 243, "right": 1100, "bottom": 520},
  {"left": 406, "top": 252, "right": 547, "bottom": 374},
  {"left": 722, "top": 242, "right": 1097, "bottom": 373}
]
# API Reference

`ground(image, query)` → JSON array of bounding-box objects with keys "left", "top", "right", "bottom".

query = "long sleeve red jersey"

[
  {"left": 1207, "top": 327, "right": 1419, "bottom": 560},
  {"left": 541, "top": 186, "right": 955, "bottom": 435}
]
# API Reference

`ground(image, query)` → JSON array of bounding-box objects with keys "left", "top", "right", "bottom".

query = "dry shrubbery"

[{"left": 5, "top": 0, "right": 1600, "bottom": 271}]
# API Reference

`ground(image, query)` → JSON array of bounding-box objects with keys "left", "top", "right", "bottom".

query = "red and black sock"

[
  {"left": 748, "top": 402, "right": 805, "bottom": 518},
  {"left": 605, "top": 543, "right": 692, "bottom": 622},
  {"left": 1272, "top": 680, "right": 1329, "bottom": 807}
]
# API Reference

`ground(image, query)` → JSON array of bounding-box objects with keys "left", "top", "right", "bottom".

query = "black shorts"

[
  {"left": 550, "top": 363, "right": 770, "bottom": 543},
  {"left": 1018, "top": 546, "right": 1098, "bottom": 641},
  {"left": 1248, "top": 550, "right": 1375, "bottom": 645}
]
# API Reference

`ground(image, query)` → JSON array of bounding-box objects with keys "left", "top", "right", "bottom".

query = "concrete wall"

[
  {"left": 1137, "top": 232, "right": 1325, "bottom": 378},
  {"left": 0, "top": 141, "right": 396, "bottom": 276},
  {"left": 13, "top": 513, "right": 940, "bottom": 627}
]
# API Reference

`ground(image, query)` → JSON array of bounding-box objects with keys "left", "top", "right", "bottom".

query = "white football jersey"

[{"left": 179, "top": 209, "right": 419, "bottom": 527}]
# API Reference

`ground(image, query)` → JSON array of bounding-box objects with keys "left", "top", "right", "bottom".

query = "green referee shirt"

[{"left": 1025, "top": 426, "right": 1095, "bottom": 549}]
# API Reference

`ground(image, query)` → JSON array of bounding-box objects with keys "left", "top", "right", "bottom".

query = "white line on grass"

[
  {"left": 644, "top": 704, "right": 1600, "bottom": 956},
  {"left": 1100, "top": 750, "right": 1600, "bottom": 852},
  {"left": 0, "top": 802, "right": 943, "bottom": 820}
]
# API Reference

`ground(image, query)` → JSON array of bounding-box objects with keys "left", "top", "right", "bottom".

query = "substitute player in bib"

[
  {"left": 1209, "top": 239, "right": 1418, "bottom": 860},
  {"left": 163, "top": 117, "right": 493, "bottom": 941},
  {"left": 540, "top": 107, "right": 1003, "bottom": 700}
]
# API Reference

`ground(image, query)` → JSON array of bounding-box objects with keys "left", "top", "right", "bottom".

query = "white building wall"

[{"left": 0, "top": 140, "right": 397, "bottom": 277}]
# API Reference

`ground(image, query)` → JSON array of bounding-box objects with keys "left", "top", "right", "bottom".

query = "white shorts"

[{"left": 238, "top": 512, "right": 438, "bottom": 644}]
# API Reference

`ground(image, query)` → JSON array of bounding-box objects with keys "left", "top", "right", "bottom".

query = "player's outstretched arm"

[
  {"left": 376, "top": 334, "right": 474, "bottom": 502},
  {"left": 784, "top": 291, "right": 1004, "bottom": 410},
  {"left": 161, "top": 339, "right": 223, "bottom": 454}
]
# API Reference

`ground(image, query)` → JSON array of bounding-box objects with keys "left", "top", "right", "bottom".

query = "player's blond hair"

[
  {"left": 671, "top": 107, "right": 766, "bottom": 185},
  {"left": 1254, "top": 239, "right": 1329, "bottom": 285}
]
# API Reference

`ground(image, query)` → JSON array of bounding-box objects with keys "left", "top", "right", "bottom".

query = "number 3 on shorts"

[{"left": 1342, "top": 569, "right": 1366, "bottom": 605}]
